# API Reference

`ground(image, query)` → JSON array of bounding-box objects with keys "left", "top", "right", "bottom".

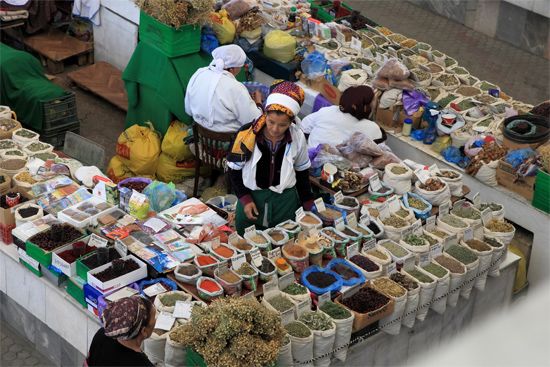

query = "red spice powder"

[
  {"left": 213, "top": 246, "right": 234, "bottom": 258},
  {"left": 197, "top": 255, "right": 216, "bottom": 266},
  {"left": 200, "top": 279, "right": 221, "bottom": 293}
]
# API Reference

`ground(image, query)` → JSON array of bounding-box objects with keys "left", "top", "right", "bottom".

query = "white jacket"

[{"left": 227, "top": 124, "right": 311, "bottom": 193}]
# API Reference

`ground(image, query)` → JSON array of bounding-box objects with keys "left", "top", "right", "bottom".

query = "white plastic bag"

[
  {"left": 403, "top": 267, "right": 436, "bottom": 322},
  {"left": 164, "top": 333, "right": 187, "bottom": 367},
  {"left": 143, "top": 330, "right": 168, "bottom": 366},
  {"left": 436, "top": 215, "right": 469, "bottom": 240},
  {"left": 318, "top": 309, "right": 354, "bottom": 362},
  {"left": 14, "top": 204, "right": 44, "bottom": 226},
  {"left": 383, "top": 163, "right": 413, "bottom": 195},
  {"left": 154, "top": 291, "right": 192, "bottom": 313},
  {"left": 474, "top": 160, "right": 499, "bottom": 187},
  {"left": 461, "top": 239, "right": 493, "bottom": 292},
  {"left": 338, "top": 69, "right": 369, "bottom": 92},
  {"left": 414, "top": 180, "right": 451, "bottom": 207}
]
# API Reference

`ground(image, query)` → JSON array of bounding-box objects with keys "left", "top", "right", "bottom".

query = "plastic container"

[
  {"left": 326, "top": 258, "right": 366, "bottom": 287},
  {"left": 301, "top": 265, "right": 344, "bottom": 295},
  {"left": 41, "top": 92, "right": 78, "bottom": 131},
  {"left": 402, "top": 118, "right": 413, "bottom": 136}
]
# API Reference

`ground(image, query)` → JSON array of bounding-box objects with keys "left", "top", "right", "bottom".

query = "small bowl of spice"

[
  {"left": 193, "top": 255, "right": 219, "bottom": 277},
  {"left": 282, "top": 242, "right": 310, "bottom": 273},
  {"left": 214, "top": 268, "right": 243, "bottom": 295},
  {"left": 196, "top": 277, "right": 224, "bottom": 302},
  {"left": 234, "top": 262, "right": 258, "bottom": 291},
  {"left": 175, "top": 263, "right": 202, "bottom": 284}
]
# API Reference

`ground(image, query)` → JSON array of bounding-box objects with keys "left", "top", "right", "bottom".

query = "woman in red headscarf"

[
  {"left": 299, "top": 85, "right": 386, "bottom": 149},
  {"left": 227, "top": 82, "right": 314, "bottom": 234}
]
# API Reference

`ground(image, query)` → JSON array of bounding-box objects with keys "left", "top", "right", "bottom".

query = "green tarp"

[{"left": 0, "top": 43, "right": 66, "bottom": 130}]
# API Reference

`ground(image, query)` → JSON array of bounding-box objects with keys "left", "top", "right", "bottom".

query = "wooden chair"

[{"left": 192, "top": 123, "right": 236, "bottom": 197}]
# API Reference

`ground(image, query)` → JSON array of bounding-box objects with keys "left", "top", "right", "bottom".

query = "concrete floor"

[{"left": 0, "top": 323, "right": 54, "bottom": 367}]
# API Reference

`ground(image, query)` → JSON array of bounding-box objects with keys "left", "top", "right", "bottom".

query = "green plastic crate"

[
  {"left": 186, "top": 348, "right": 207, "bottom": 367},
  {"left": 139, "top": 11, "right": 201, "bottom": 58},
  {"left": 66, "top": 277, "right": 87, "bottom": 308},
  {"left": 309, "top": 1, "right": 353, "bottom": 22},
  {"left": 25, "top": 241, "right": 55, "bottom": 268},
  {"left": 20, "top": 259, "right": 42, "bottom": 277},
  {"left": 532, "top": 169, "right": 550, "bottom": 213}
]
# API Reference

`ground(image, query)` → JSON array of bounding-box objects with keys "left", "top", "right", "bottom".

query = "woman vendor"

[
  {"left": 228, "top": 82, "right": 314, "bottom": 234},
  {"left": 299, "top": 85, "right": 386, "bottom": 149}
]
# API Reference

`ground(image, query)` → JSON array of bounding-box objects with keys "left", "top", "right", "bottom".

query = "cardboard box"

[
  {"left": 87, "top": 255, "right": 147, "bottom": 294},
  {"left": 0, "top": 190, "right": 33, "bottom": 228},
  {"left": 26, "top": 226, "right": 86, "bottom": 268},
  {"left": 496, "top": 159, "right": 535, "bottom": 201},
  {"left": 52, "top": 236, "right": 93, "bottom": 277},
  {"left": 298, "top": 75, "right": 342, "bottom": 106},
  {"left": 375, "top": 106, "right": 402, "bottom": 133}
]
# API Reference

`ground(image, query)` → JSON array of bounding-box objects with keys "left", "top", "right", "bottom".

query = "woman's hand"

[
  {"left": 252, "top": 90, "right": 263, "bottom": 104},
  {"left": 244, "top": 202, "right": 259, "bottom": 220}
]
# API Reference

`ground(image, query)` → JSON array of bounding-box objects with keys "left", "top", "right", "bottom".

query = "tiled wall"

[{"left": 409, "top": 0, "right": 550, "bottom": 59}]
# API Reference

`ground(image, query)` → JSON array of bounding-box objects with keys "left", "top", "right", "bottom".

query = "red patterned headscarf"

[
  {"left": 265, "top": 81, "right": 305, "bottom": 119},
  {"left": 102, "top": 296, "right": 149, "bottom": 341}
]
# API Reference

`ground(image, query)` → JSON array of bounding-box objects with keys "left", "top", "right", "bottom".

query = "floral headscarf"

[{"left": 102, "top": 296, "right": 149, "bottom": 341}]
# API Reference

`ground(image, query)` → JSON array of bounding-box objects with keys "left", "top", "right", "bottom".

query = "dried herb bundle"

[{"left": 135, "top": 0, "right": 214, "bottom": 28}]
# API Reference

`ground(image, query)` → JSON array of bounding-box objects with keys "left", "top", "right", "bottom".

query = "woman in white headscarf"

[{"left": 185, "top": 44, "right": 263, "bottom": 133}]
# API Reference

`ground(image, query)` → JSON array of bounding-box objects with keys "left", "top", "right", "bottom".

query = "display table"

[{"left": 0, "top": 240, "right": 519, "bottom": 366}]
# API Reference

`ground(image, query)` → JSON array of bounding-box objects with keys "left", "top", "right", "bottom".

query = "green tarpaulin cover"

[{"left": 0, "top": 43, "right": 67, "bottom": 130}]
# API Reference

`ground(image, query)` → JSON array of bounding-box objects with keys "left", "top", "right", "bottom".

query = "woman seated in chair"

[{"left": 227, "top": 82, "right": 314, "bottom": 234}]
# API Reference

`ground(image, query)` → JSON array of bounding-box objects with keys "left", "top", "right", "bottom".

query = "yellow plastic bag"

[
  {"left": 264, "top": 30, "right": 296, "bottom": 63},
  {"left": 210, "top": 10, "right": 236, "bottom": 45},
  {"left": 156, "top": 153, "right": 201, "bottom": 183},
  {"left": 107, "top": 156, "right": 134, "bottom": 183},
  {"left": 116, "top": 122, "right": 161, "bottom": 176},
  {"left": 240, "top": 27, "right": 262, "bottom": 41},
  {"left": 162, "top": 121, "right": 193, "bottom": 162}
]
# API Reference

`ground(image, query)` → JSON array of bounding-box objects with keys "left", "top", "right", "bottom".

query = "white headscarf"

[{"left": 185, "top": 45, "right": 247, "bottom": 127}]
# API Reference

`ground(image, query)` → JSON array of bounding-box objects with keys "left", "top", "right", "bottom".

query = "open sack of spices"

[
  {"left": 317, "top": 301, "right": 354, "bottom": 362},
  {"left": 298, "top": 311, "right": 336, "bottom": 367},
  {"left": 445, "top": 244, "right": 479, "bottom": 299},
  {"left": 383, "top": 163, "right": 413, "bottom": 195},
  {"left": 433, "top": 253, "right": 467, "bottom": 307},
  {"left": 371, "top": 277, "right": 408, "bottom": 335},
  {"left": 461, "top": 238, "right": 493, "bottom": 291},
  {"left": 437, "top": 214, "right": 469, "bottom": 238},
  {"left": 261, "top": 291, "right": 297, "bottom": 317},
  {"left": 414, "top": 177, "right": 451, "bottom": 206},
  {"left": 465, "top": 139, "right": 507, "bottom": 187},
  {"left": 214, "top": 267, "right": 243, "bottom": 295},
  {"left": 380, "top": 214, "right": 412, "bottom": 241},
  {"left": 434, "top": 169, "right": 463, "bottom": 197},
  {"left": 402, "top": 266, "right": 436, "bottom": 322},
  {"left": 421, "top": 261, "right": 451, "bottom": 314},
  {"left": 153, "top": 291, "right": 192, "bottom": 313},
  {"left": 301, "top": 265, "right": 343, "bottom": 296},
  {"left": 320, "top": 226, "right": 349, "bottom": 258},
  {"left": 402, "top": 192, "right": 432, "bottom": 219},
  {"left": 483, "top": 218, "right": 515, "bottom": 245},
  {"left": 285, "top": 321, "right": 313, "bottom": 365},
  {"left": 336, "top": 284, "right": 393, "bottom": 332},
  {"left": 390, "top": 272, "right": 420, "bottom": 328}
]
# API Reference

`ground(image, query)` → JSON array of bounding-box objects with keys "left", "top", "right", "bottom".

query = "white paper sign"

[
  {"left": 334, "top": 217, "right": 345, "bottom": 231},
  {"left": 412, "top": 219, "right": 423, "bottom": 235},
  {"left": 231, "top": 253, "right": 246, "bottom": 271},
  {"left": 106, "top": 287, "right": 138, "bottom": 303},
  {"left": 439, "top": 201, "right": 450, "bottom": 216},
  {"left": 464, "top": 227, "right": 474, "bottom": 241},
  {"left": 245, "top": 225, "right": 256, "bottom": 234},
  {"left": 403, "top": 255, "right": 416, "bottom": 271},
  {"left": 402, "top": 226, "right": 413, "bottom": 239},
  {"left": 430, "top": 244, "right": 443, "bottom": 258},
  {"left": 262, "top": 280, "right": 279, "bottom": 296},
  {"left": 228, "top": 232, "right": 240, "bottom": 244},
  {"left": 481, "top": 208, "right": 493, "bottom": 226},
  {"left": 419, "top": 253, "right": 431, "bottom": 267},
  {"left": 18, "top": 248, "right": 40, "bottom": 270},
  {"left": 250, "top": 248, "right": 263, "bottom": 267},
  {"left": 444, "top": 234, "right": 458, "bottom": 250},
  {"left": 143, "top": 218, "right": 167, "bottom": 234},
  {"left": 386, "top": 262, "right": 397, "bottom": 275},
  {"left": 429, "top": 164, "right": 441, "bottom": 174},
  {"left": 154, "top": 312, "right": 175, "bottom": 331},
  {"left": 425, "top": 215, "right": 436, "bottom": 231},
  {"left": 268, "top": 247, "right": 282, "bottom": 261},
  {"left": 414, "top": 168, "right": 431, "bottom": 184},
  {"left": 314, "top": 198, "right": 326, "bottom": 213},
  {"left": 318, "top": 292, "right": 331, "bottom": 307},
  {"left": 115, "top": 239, "right": 128, "bottom": 256},
  {"left": 363, "top": 238, "right": 376, "bottom": 252},
  {"left": 89, "top": 234, "right": 108, "bottom": 248},
  {"left": 350, "top": 36, "right": 362, "bottom": 52},
  {"left": 143, "top": 283, "right": 167, "bottom": 298},
  {"left": 295, "top": 207, "right": 305, "bottom": 220},
  {"left": 334, "top": 191, "right": 344, "bottom": 204},
  {"left": 296, "top": 299, "right": 310, "bottom": 317},
  {"left": 342, "top": 283, "right": 361, "bottom": 299},
  {"left": 173, "top": 301, "right": 193, "bottom": 319},
  {"left": 278, "top": 272, "right": 295, "bottom": 291},
  {"left": 472, "top": 192, "right": 480, "bottom": 206},
  {"left": 378, "top": 202, "right": 390, "bottom": 220},
  {"left": 359, "top": 213, "right": 370, "bottom": 225},
  {"left": 369, "top": 175, "right": 382, "bottom": 192},
  {"left": 387, "top": 196, "right": 400, "bottom": 212},
  {"left": 347, "top": 212, "right": 358, "bottom": 228},
  {"left": 346, "top": 243, "right": 359, "bottom": 259}
]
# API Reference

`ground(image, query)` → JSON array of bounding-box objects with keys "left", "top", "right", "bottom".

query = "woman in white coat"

[
  {"left": 299, "top": 85, "right": 386, "bottom": 149},
  {"left": 185, "top": 45, "right": 262, "bottom": 133},
  {"left": 227, "top": 82, "right": 314, "bottom": 234}
]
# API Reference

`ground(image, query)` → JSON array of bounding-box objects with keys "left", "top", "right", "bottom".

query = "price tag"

[
  {"left": 444, "top": 234, "right": 458, "bottom": 250},
  {"left": 403, "top": 255, "right": 416, "bottom": 271},
  {"left": 18, "top": 248, "right": 40, "bottom": 271},
  {"left": 378, "top": 202, "right": 390, "bottom": 220},
  {"left": 369, "top": 175, "right": 382, "bottom": 192},
  {"left": 143, "top": 283, "right": 168, "bottom": 297},
  {"left": 250, "top": 248, "right": 263, "bottom": 267},
  {"left": 439, "top": 201, "right": 450, "bottom": 215},
  {"left": 211, "top": 237, "right": 221, "bottom": 248},
  {"left": 278, "top": 272, "right": 295, "bottom": 291},
  {"left": 89, "top": 234, "right": 108, "bottom": 248},
  {"left": 228, "top": 232, "right": 239, "bottom": 244},
  {"left": 334, "top": 191, "right": 344, "bottom": 204},
  {"left": 481, "top": 208, "right": 493, "bottom": 226},
  {"left": 412, "top": 219, "right": 423, "bottom": 235},
  {"left": 115, "top": 239, "right": 128, "bottom": 256},
  {"left": 430, "top": 244, "right": 443, "bottom": 258},
  {"left": 386, "top": 262, "right": 397, "bottom": 275},
  {"left": 268, "top": 247, "right": 282, "bottom": 261},
  {"left": 262, "top": 280, "right": 279, "bottom": 296},
  {"left": 295, "top": 207, "right": 305, "bottom": 220},
  {"left": 280, "top": 309, "right": 295, "bottom": 325},
  {"left": 362, "top": 238, "right": 376, "bottom": 252},
  {"left": 414, "top": 168, "right": 431, "bottom": 184},
  {"left": 342, "top": 283, "right": 361, "bottom": 299},
  {"left": 419, "top": 253, "right": 431, "bottom": 266},
  {"left": 231, "top": 253, "right": 246, "bottom": 271},
  {"left": 472, "top": 192, "right": 480, "bottom": 206},
  {"left": 245, "top": 225, "right": 256, "bottom": 234},
  {"left": 314, "top": 198, "right": 326, "bottom": 213},
  {"left": 336, "top": 30, "right": 346, "bottom": 44},
  {"left": 350, "top": 36, "right": 362, "bottom": 52},
  {"left": 402, "top": 226, "right": 413, "bottom": 238},
  {"left": 346, "top": 243, "right": 359, "bottom": 259},
  {"left": 334, "top": 217, "right": 345, "bottom": 231},
  {"left": 318, "top": 292, "right": 331, "bottom": 307},
  {"left": 296, "top": 299, "right": 311, "bottom": 318},
  {"left": 173, "top": 301, "right": 193, "bottom": 319},
  {"left": 346, "top": 212, "right": 358, "bottom": 228},
  {"left": 217, "top": 261, "right": 229, "bottom": 274},
  {"left": 425, "top": 215, "right": 436, "bottom": 231},
  {"left": 387, "top": 195, "right": 400, "bottom": 212},
  {"left": 360, "top": 213, "right": 370, "bottom": 225},
  {"left": 463, "top": 227, "right": 474, "bottom": 241},
  {"left": 309, "top": 227, "right": 319, "bottom": 237},
  {"left": 154, "top": 312, "right": 175, "bottom": 331},
  {"left": 429, "top": 164, "right": 441, "bottom": 174}
]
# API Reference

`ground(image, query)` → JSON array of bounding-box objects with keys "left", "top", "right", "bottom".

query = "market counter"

[{"left": 0, "top": 240, "right": 520, "bottom": 366}]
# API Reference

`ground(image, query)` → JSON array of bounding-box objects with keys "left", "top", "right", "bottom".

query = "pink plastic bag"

[
  {"left": 377, "top": 59, "right": 410, "bottom": 81},
  {"left": 349, "top": 132, "right": 384, "bottom": 157}
]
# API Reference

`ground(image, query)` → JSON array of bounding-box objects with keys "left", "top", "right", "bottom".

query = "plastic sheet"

[
  {"left": 403, "top": 89, "right": 429, "bottom": 116},
  {"left": 144, "top": 181, "right": 177, "bottom": 212},
  {"left": 302, "top": 51, "right": 328, "bottom": 79}
]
